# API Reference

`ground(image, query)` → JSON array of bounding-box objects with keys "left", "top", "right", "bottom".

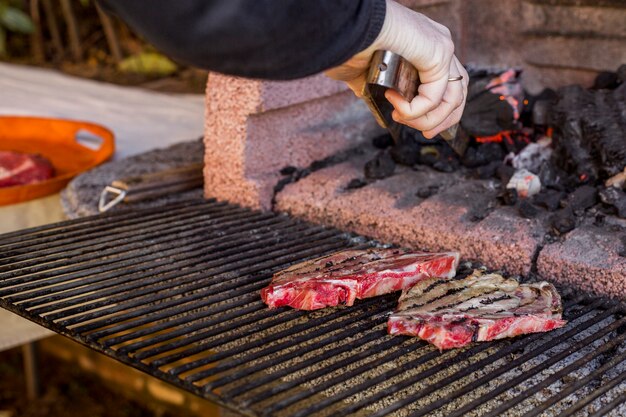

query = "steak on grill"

[
  {"left": 387, "top": 270, "right": 566, "bottom": 350},
  {"left": 0, "top": 151, "right": 54, "bottom": 188},
  {"left": 261, "top": 248, "right": 460, "bottom": 310}
]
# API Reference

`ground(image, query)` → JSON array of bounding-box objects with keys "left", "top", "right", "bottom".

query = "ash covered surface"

[{"left": 61, "top": 138, "right": 204, "bottom": 218}]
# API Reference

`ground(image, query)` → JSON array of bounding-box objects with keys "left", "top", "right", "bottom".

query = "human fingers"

[
  {"left": 422, "top": 59, "right": 469, "bottom": 138},
  {"left": 393, "top": 61, "right": 464, "bottom": 133},
  {"left": 396, "top": 58, "right": 466, "bottom": 135},
  {"left": 384, "top": 66, "right": 451, "bottom": 122}
]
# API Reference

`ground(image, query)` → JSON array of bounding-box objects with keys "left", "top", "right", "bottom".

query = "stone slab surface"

[
  {"left": 275, "top": 151, "right": 547, "bottom": 276},
  {"left": 537, "top": 226, "right": 626, "bottom": 299}
]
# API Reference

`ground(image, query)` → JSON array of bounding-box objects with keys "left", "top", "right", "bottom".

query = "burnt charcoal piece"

[
  {"left": 618, "top": 64, "right": 626, "bottom": 83},
  {"left": 593, "top": 71, "right": 620, "bottom": 90},
  {"left": 533, "top": 189, "right": 566, "bottom": 211},
  {"left": 594, "top": 213, "right": 606, "bottom": 226},
  {"left": 433, "top": 159, "right": 457, "bottom": 173},
  {"left": 538, "top": 161, "right": 569, "bottom": 190},
  {"left": 462, "top": 143, "right": 505, "bottom": 168},
  {"left": 346, "top": 178, "right": 368, "bottom": 190},
  {"left": 416, "top": 185, "right": 439, "bottom": 199},
  {"left": 548, "top": 83, "right": 626, "bottom": 180},
  {"left": 522, "top": 88, "right": 558, "bottom": 126},
  {"left": 280, "top": 166, "right": 297, "bottom": 176},
  {"left": 468, "top": 200, "right": 495, "bottom": 222},
  {"left": 497, "top": 164, "right": 515, "bottom": 185},
  {"left": 364, "top": 150, "right": 395, "bottom": 180},
  {"left": 599, "top": 187, "right": 626, "bottom": 218},
  {"left": 372, "top": 133, "right": 394, "bottom": 149},
  {"left": 518, "top": 200, "right": 539, "bottom": 219},
  {"left": 566, "top": 185, "right": 598, "bottom": 212},
  {"left": 389, "top": 132, "right": 422, "bottom": 166},
  {"left": 461, "top": 85, "right": 516, "bottom": 136},
  {"left": 475, "top": 161, "right": 502, "bottom": 179},
  {"left": 551, "top": 208, "right": 576, "bottom": 235},
  {"left": 498, "top": 188, "right": 518, "bottom": 206}
]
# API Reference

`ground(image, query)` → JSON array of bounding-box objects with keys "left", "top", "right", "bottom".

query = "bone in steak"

[
  {"left": 387, "top": 270, "right": 566, "bottom": 350},
  {"left": 261, "top": 248, "right": 460, "bottom": 310},
  {"left": 0, "top": 151, "right": 54, "bottom": 188}
]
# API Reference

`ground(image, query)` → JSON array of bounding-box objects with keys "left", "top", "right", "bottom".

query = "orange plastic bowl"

[{"left": 0, "top": 116, "right": 115, "bottom": 206}]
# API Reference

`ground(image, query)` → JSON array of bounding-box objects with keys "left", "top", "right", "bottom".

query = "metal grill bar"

[
  {"left": 404, "top": 304, "right": 618, "bottom": 417},
  {"left": 294, "top": 298, "right": 594, "bottom": 417},
  {"left": 481, "top": 316, "right": 626, "bottom": 416},
  {"left": 588, "top": 391, "right": 626, "bottom": 417},
  {"left": 0, "top": 199, "right": 624, "bottom": 417}
]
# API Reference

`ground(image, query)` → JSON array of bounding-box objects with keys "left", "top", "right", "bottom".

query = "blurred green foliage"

[
  {"left": 117, "top": 51, "right": 178, "bottom": 76},
  {"left": 0, "top": 0, "right": 34, "bottom": 55}
]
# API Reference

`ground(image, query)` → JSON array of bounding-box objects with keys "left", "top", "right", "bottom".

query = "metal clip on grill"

[{"left": 0, "top": 199, "right": 624, "bottom": 416}]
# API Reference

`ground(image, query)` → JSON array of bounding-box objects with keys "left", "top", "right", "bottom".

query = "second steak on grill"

[
  {"left": 261, "top": 248, "right": 460, "bottom": 310},
  {"left": 387, "top": 270, "right": 566, "bottom": 350}
]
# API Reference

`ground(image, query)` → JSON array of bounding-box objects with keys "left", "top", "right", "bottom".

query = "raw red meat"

[
  {"left": 0, "top": 151, "right": 54, "bottom": 188},
  {"left": 261, "top": 248, "right": 460, "bottom": 310},
  {"left": 387, "top": 270, "right": 566, "bottom": 350}
]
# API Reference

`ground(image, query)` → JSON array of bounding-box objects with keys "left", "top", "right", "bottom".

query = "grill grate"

[{"left": 1, "top": 199, "right": 625, "bottom": 417}]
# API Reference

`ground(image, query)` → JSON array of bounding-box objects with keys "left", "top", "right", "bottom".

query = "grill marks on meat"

[
  {"left": 261, "top": 248, "right": 460, "bottom": 310},
  {"left": 388, "top": 270, "right": 566, "bottom": 350},
  {"left": 0, "top": 151, "right": 54, "bottom": 187}
]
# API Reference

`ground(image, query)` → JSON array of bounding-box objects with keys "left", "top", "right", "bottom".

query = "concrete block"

[
  {"left": 275, "top": 155, "right": 546, "bottom": 275},
  {"left": 203, "top": 73, "right": 379, "bottom": 210},
  {"left": 537, "top": 225, "right": 626, "bottom": 298}
]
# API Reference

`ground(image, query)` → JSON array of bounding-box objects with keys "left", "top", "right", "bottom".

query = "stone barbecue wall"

[{"left": 203, "top": 0, "right": 625, "bottom": 210}]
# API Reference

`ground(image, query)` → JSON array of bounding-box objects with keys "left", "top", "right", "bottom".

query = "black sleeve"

[{"left": 98, "top": 0, "right": 386, "bottom": 80}]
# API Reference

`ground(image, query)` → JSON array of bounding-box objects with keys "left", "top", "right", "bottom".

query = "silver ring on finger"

[{"left": 447, "top": 75, "right": 463, "bottom": 82}]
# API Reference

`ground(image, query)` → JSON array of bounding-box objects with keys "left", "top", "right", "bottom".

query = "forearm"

[{"left": 98, "top": 0, "right": 386, "bottom": 80}]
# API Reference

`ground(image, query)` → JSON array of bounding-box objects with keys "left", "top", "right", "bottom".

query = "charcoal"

[
  {"left": 372, "top": 133, "right": 394, "bottom": 149},
  {"left": 498, "top": 188, "right": 518, "bottom": 206},
  {"left": 551, "top": 208, "right": 576, "bottom": 235},
  {"left": 565, "top": 185, "right": 598, "bottom": 212},
  {"left": 390, "top": 143, "right": 421, "bottom": 166},
  {"left": 433, "top": 159, "right": 457, "bottom": 173},
  {"left": 496, "top": 164, "right": 515, "bottom": 184},
  {"left": 416, "top": 185, "right": 439, "bottom": 199},
  {"left": 548, "top": 83, "right": 626, "bottom": 180},
  {"left": 594, "top": 213, "right": 606, "bottom": 227},
  {"left": 618, "top": 64, "right": 626, "bottom": 83},
  {"left": 280, "top": 166, "right": 297, "bottom": 176},
  {"left": 461, "top": 69, "right": 520, "bottom": 137},
  {"left": 533, "top": 189, "right": 566, "bottom": 211},
  {"left": 522, "top": 88, "right": 557, "bottom": 126},
  {"left": 462, "top": 143, "right": 505, "bottom": 168},
  {"left": 364, "top": 150, "right": 395, "bottom": 180},
  {"left": 538, "top": 161, "right": 568, "bottom": 190},
  {"left": 468, "top": 200, "right": 495, "bottom": 222},
  {"left": 418, "top": 146, "right": 440, "bottom": 167},
  {"left": 593, "top": 71, "right": 620, "bottom": 90},
  {"left": 518, "top": 200, "right": 539, "bottom": 218},
  {"left": 475, "top": 161, "right": 501, "bottom": 179},
  {"left": 346, "top": 178, "right": 368, "bottom": 190},
  {"left": 599, "top": 187, "right": 626, "bottom": 218}
]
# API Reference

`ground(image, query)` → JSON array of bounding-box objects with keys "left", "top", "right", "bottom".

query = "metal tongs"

[
  {"left": 362, "top": 50, "right": 468, "bottom": 155},
  {"left": 98, "top": 163, "right": 204, "bottom": 212}
]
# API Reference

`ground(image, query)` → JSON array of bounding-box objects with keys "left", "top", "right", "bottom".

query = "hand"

[{"left": 325, "top": 0, "right": 468, "bottom": 139}]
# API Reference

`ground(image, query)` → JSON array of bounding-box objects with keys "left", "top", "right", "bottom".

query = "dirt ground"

[{"left": 0, "top": 347, "right": 182, "bottom": 417}]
